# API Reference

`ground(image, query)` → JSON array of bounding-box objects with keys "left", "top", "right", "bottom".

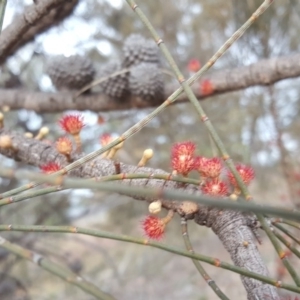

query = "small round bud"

[
  {"left": 138, "top": 148, "right": 154, "bottom": 167},
  {"left": 0, "top": 135, "right": 12, "bottom": 149},
  {"left": 144, "top": 149, "right": 153, "bottom": 159},
  {"left": 148, "top": 200, "right": 162, "bottom": 214},
  {"left": 24, "top": 132, "right": 33, "bottom": 138},
  {"left": 2, "top": 105, "right": 10, "bottom": 112},
  {"left": 0, "top": 112, "right": 3, "bottom": 128},
  {"left": 229, "top": 193, "right": 238, "bottom": 201},
  {"left": 35, "top": 126, "right": 49, "bottom": 140}
]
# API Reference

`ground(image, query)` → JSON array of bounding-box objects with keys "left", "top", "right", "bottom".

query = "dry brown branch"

[
  {"left": 1, "top": 53, "right": 300, "bottom": 113},
  {"left": 0, "top": 128, "right": 279, "bottom": 300},
  {"left": 0, "top": 0, "right": 79, "bottom": 65}
]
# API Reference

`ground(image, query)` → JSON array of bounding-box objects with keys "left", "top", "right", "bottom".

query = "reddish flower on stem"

[
  {"left": 201, "top": 178, "right": 228, "bottom": 197},
  {"left": 188, "top": 58, "right": 201, "bottom": 72},
  {"left": 40, "top": 162, "right": 61, "bottom": 174},
  {"left": 56, "top": 136, "right": 73, "bottom": 155},
  {"left": 194, "top": 156, "right": 222, "bottom": 178},
  {"left": 142, "top": 215, "right": 165, "bottom": 240},
  {"left": 171, "top": 141, "right": 196, "bottom": 176},
  {"left": 59, "top": 114, "right": 84, "bottom": 135},
  {"left": 200, "top": 79, "right": 214, "bottom": 96},
  {"left": 100, "top": 133, "right": 113, "bottom": 146},
  {"left": 228, "top": 164, "right": 255, "bottom": 187}
]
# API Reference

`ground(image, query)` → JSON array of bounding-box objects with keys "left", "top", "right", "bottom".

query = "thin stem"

[
  {"left": 0, "top": 0, "right": 7, "bottom": 32},
  {"left": 0, "top": 185, "right": 63, "bottom": 206},
  {"left": 273, "top": 223, "right": 300, "bottom": 246},
  {"left": 0, "top": 181, "right": 37, "bottom": 199},
  {"left": 181, "top": 218, "right": 230, "bottom": 300},
  {"left": 272, "top": 228, "right": 300, "bottom": 259},
  {"left": 0, "top": 224, "right": 299, "bottom": 294},
  {"left": 1, "top": 167, "right": 300, "bottom": 221},
  {"left": 126, "top": 0, "right": 300, "bottom": 287},
  {"left": 0, "top": 236, "right": 115, "bottom": 300},
  {"left": 75, "top": 68, "right": 130, "bottom": 97},
  {"left": 0, "top": 172, "right": 199, "bottom": 207},
  {"left": 272, "top": 218, "right": 300, "bottom": 230}
]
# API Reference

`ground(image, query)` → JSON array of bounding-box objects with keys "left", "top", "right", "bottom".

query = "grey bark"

[{"left": 0, "top": 128, "right": 279, "bottom": 299}]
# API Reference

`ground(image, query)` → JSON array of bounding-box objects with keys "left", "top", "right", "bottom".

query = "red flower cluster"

[
  {"left": 194, "top": 156, "right": 222, "bottom": 178},
  {"left": 170, "top": 141, "right": 255, "bottom": 198},
  {"left": 201, "top": 179, "right": 228, "bottom": 197},
  {"left": 188, "top": 58, "right": 201, "bottom": 72},
  {"left": 56, "top": 136, "right": 72, "bottom": 155},
  {"left": 59, "top": 114, "right": 84, "bottom": 135},
  {"left": 142, "top": 215, "right": 165, "bottom": 240},
  {"left": 40, "top": 162, "right": 61, "bottom": 174},
  {"left": 200, "top": 79, "right": 214, "bottom": 96},
  {"left": 228, "top": 164, "right": 254, "bottom": 187},
  {"left": 171, "top": 141, "right": 196, "bottom": 176},
  {"left": 100, "top": 133, "right": 113, "bottom": 146}
]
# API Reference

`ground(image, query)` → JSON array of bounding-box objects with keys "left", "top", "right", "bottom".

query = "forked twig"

[{"left": 181, "top": 218, "right": 230, "bottom": 300}]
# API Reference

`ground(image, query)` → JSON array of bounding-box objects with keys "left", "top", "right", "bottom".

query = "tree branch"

[
  {"left": 0, "top": 0, "right": 78, "bottom": 64},
  {"left": 1, "top": 53, "right": 299, "bottom": 113},
  {"left": 0, "top": 128, "right": 279, "bottom": 299}
]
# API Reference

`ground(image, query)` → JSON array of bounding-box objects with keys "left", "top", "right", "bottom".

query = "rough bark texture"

[
  {"left": 0, "top": 128, "right": 279, "bottom": 299},
  {"left": 1, "top": 53, "right": 300, "bottom": 113},
  {"left": 0, "top": 0, "right": 79, "bottom": 64}
]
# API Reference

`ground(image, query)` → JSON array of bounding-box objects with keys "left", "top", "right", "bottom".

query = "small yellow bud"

[
  {"left": 24, "top": 132, "right": 33, "bottom": 138},
  {"left": 0, "top": 112, "right": 4, "bottom": 128},
  {"left": 2, "top": 105, "right": 10, "bottom": 112},
  {"left": 229, "top": 193, "right": 238, "bottom": 201},
  {"left": 0, "top": 135, "right": 13, "bottom": 149},
  {"left": 107, "top": 141, "right": 124, "bottom": 159},
  {"left": 0, "top": 135, "right": 17, "bottom": 151},
  {"left": 35, "top": 126, "right": 49, "bottom": 140},
  {"left": 138, "top": 148, "right": 154, "bottom": 167},
  {"left": 148, "top": 200, "right": 162, "bottom": 214}
]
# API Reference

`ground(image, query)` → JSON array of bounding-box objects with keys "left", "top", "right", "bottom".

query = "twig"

[
  {"left": 75, "top": 68, "right": 130, "bottom": 97},
  {"left": 271, "top": 218, "right": 300, "bottom": 230},
  {"left": 181, "top": 218, "right": 230, "bottom": 300},
  {"left": 272, "top": 228, "right": 300, "bottom": 259},
  {"left": 273, "top": 223, "right": 300, "bottom": 246},
  {"left": 0, "top": 235, "right": 115, "bottom": 300},
  {"left": 0, "top": 224, "right": 299, "bottom": 294},
  {"left": 0, "top": 172, "right": 199, "bottom": 207},
  {"left": 1, "top": 166, "right": 300, "bottom": 221}
]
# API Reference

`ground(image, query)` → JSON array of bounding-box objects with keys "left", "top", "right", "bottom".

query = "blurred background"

[{"left": 0, "top": 0, "right": 300, "bottom": 299}]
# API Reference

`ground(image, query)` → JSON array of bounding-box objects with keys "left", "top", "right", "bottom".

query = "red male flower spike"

[
  {"left": 200, "top": 79, "right": 214, "bottom": 96},
  {"left": 142, "top": 215, "right": 166, "bottom": 240},
  {"left": 59, "top": 114, "right": 84, "bottom": 152},
  {"left": 100, "top": 133, "right": 113, "bottom": 146},
  {"left": 171, "top": 141, "right": 196, "bottom": 176},
  {"left": 142, "top": 210, "right": 174, "bottom": 240},
  {"left": 56, "top": 137, "right": 72, "bottom": 155},
  {"left": 188, "top": 58, "right": 201, "bottom": 73},
  {"left": 228, "top": 163, "right": 255, "bottom": 187},
  {"left": 194, "top": 156, "right": 222, "bottom": 178},
  {"left": 59, "top": 114, "right": 84, "bottom": 135},
  {"left": 56, "top": 136, "right": 73, "bottom": 162},
  {"left": 40, "top": 162, "right": 61, "bottom": 174},
  {"left": 201, "top": 178, "right": 228, "bottom": 197}
]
